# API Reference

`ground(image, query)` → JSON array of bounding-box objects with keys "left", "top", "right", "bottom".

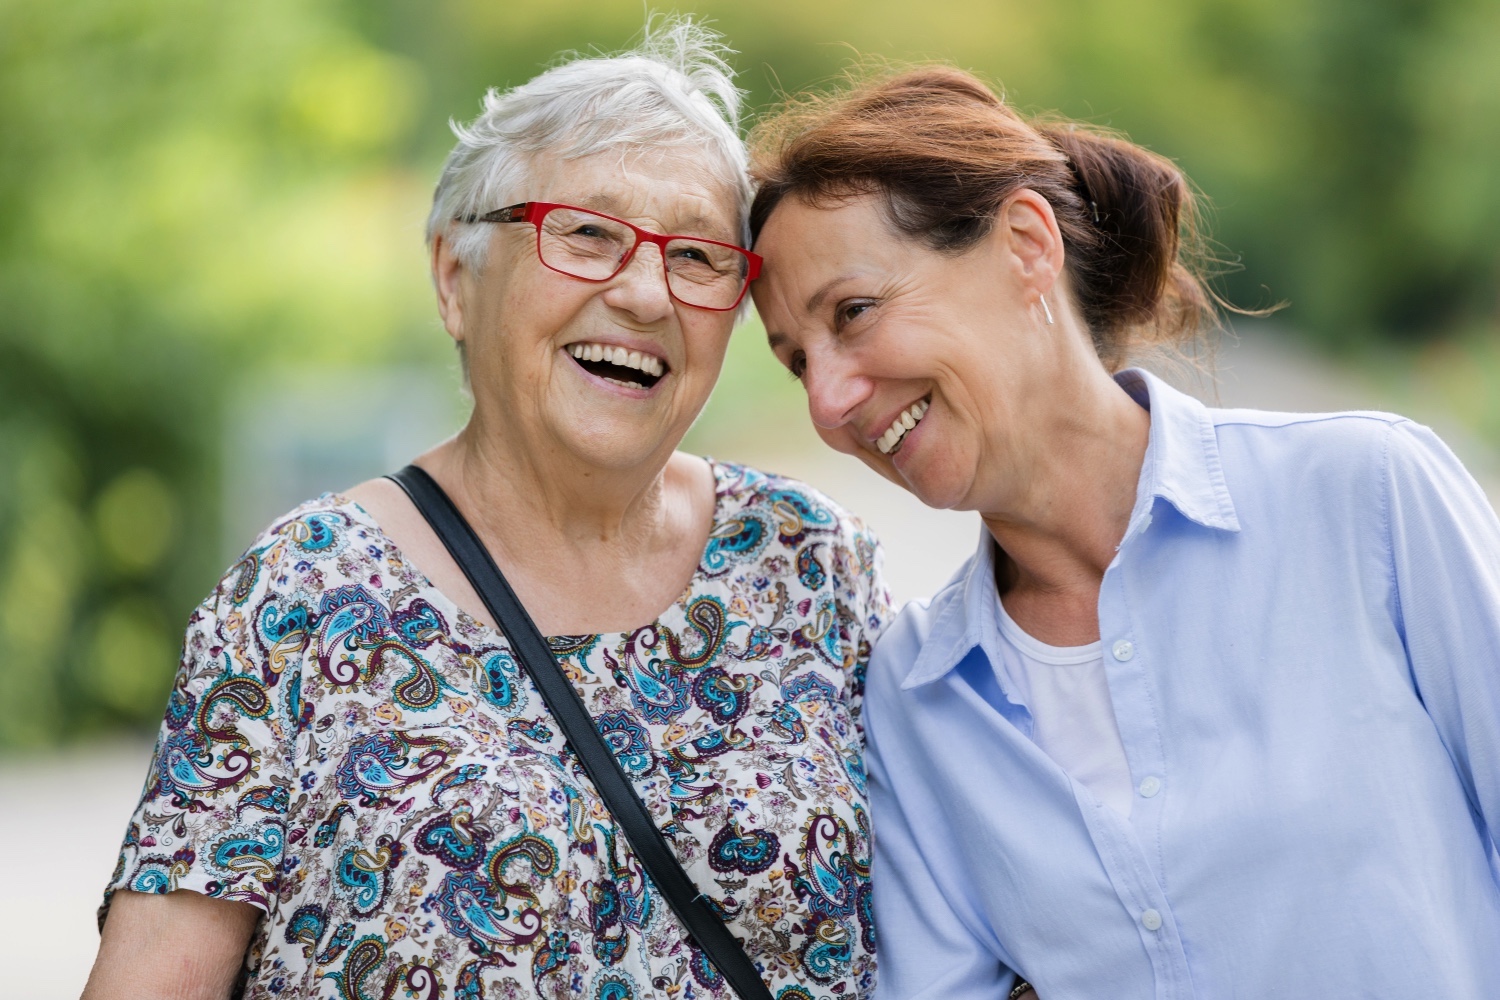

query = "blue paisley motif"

[
  {"left": 429, "top": 870, "right": 541, "bottom": 952},
  {"left": 593, "top": 971, "right": 639, "bottom": 1000},
  {"left": 620, "top": 654, "right": 690, "bottom": 725},
  {"left": 128, "top": 862, "right": 174, "bottom": 894},
  {"left": 783, "top": 671, "right": 839, "bottom": 703},
  {"left": 285, "top": 903, "right": 327, "bottom": 948},
  {"left": 479, "top": 648, "right": 528, "bottom": 714},
  {"left": 392, "top": 598, "right": 447, "bottom": 647},
  {"left": 702, "top": 513, "right": 768, "bottom": 573},
  {"left": 316, "top": 585, "right": 390, "bottom": 656},
  {"left": 291, "top": 511, "right": 345, "bottom": 552},
  {"left": 768, "top": 488, "right": 838, "bottom": 546},
  {"left": 415, "top": 805, "right": 491, "bottom": 871},
  {"left": 209, "top": 825, "right": 283, "bottom": 884},
  {"left": 595, "top": 710, "right": 656, "bottom": 776},
  {"left": 692, "top": 667, "right": 756, "bottom": 724},
  {"left": 690, "top": 946, "right": 725, "bottom": 990},
  {"left": 708, "top": 822, "right": 780, "bottom": 876},
  {"left": 333, "top": 731, "right": 454, "bottom": 805},
  {"left": 334, "top": 842, "right": 396, "bottom": 917},
  {"left": 797, "top": 543, "right": 827, "bottom": 590},
  {"left": 799, "top": 922, "right": 853, "bottom": 984}
]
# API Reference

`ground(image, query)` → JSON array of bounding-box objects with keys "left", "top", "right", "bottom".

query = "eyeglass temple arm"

[{"left": 459, "top": 203, "right": 531, "bottom": 224}]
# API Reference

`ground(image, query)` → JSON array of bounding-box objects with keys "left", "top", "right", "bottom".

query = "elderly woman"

[
  {"left": 749, "top": 67, "right": 1500, "bottom": 1000},
  {"left": 85, "top": 23, "right": 887, "bottom": 1000}
]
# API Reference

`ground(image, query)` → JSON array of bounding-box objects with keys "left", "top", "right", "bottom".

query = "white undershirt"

[{"left": 993, "top": 597, "right": 1135, "bottom": 817}]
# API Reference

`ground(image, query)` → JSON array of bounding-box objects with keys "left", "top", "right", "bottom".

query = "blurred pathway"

[
  {"left": 0, "top": 740, "right": 152, "bottom": 999},
  {"left": 3, "top": 325, "right": 1496, "bottom": 999}
]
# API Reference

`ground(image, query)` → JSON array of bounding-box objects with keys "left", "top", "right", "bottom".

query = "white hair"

[{"left": 427, "top": 16, "right": 750, "bottom": 270}]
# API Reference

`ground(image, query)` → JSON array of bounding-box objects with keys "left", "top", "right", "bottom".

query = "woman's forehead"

[
  {"left": 757, "top": 196, "right": 896, "bottom": 279},
  {"left": 531, "top": 149, "right": 742, "bottom": 240}
]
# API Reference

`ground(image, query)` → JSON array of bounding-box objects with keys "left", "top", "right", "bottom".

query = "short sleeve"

[
  {"left": 833, "top": 514, "right": 894, "bottom": 737},
  {"left": 1384, "top": 419, "right": 1500, "bottom": 847},
  {"left": 101, "top": 534, "right": 301, "bottom": 926}
]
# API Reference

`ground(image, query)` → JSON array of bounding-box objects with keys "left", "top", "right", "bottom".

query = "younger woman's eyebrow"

[{"left": 806, "top": 274, "right": 859, "bottom": 313}]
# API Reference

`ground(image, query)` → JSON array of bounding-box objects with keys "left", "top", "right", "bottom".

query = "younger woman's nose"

[{"left": 802, "top": 351, "right": 875, "bottom": 431}]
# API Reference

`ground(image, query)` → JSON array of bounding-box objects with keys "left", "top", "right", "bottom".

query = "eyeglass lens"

[{"left": 537, "top": 207, "right": 749, "bottom": 309}]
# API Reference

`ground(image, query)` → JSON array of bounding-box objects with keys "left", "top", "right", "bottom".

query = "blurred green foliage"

[{"left": 2, "top": 0, "right": 1497, "bottom": 746}]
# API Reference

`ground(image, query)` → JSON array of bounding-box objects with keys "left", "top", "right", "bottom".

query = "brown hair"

[{"left": 749, "top": 66, "right": 1217, "bottom": 368}]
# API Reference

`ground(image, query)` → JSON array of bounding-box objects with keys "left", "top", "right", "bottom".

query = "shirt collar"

[
  {"left": 900, "top": 366, "right": 1239, "bottom": 690},
  {"left": 1117, "top": 367, "right": 1241, "bottom": 534}
]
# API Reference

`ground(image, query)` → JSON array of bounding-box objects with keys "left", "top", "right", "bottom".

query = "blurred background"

[{"left": 1, "top": 0, "right": 1497, "bottom": 993}]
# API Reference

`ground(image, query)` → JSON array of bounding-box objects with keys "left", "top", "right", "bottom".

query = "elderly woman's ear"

[{"left": 430, "top": 230, "right": 468, "bottom": 343}]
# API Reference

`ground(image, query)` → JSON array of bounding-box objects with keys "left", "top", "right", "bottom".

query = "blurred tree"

[{"left": 0, "top": 0, "right": 436, "bottom": 746}]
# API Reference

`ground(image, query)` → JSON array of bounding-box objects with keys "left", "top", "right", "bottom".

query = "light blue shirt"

[{"left": 866, "top": 368, "right": 1500, "bottom": 1000}]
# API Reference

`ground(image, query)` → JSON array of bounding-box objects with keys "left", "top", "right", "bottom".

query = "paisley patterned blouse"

[{"left": 103, "top": 460, "right": 891, "bottom": 1000}]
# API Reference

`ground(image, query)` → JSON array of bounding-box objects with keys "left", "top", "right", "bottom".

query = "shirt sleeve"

[
  {"left": 837, "top": 515, "right": 895, "bottom": 739},
  {"left": 101, "top": 535, "right": 300, "bottom": 925},
  {"left": 865, "top": 627, "right": 1016, "bottom": 1000},
  {"left": 1385, "top": 419, "right": 1500, "bottom": 850}
]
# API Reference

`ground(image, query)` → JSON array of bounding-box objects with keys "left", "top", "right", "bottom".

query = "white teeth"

[
  {"left": 876, "top": 399, "right": 929, "bottom": 455},
  {"left": 565, "top": 342, "right": 667, "bottom": 378}
]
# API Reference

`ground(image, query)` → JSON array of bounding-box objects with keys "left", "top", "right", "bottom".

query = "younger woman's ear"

[
  {"left": 997, "top": 188, "right": 1065, "bottom": 294},
  {"left": 430, "top": 233, "right": 466, "bottom": 343}
]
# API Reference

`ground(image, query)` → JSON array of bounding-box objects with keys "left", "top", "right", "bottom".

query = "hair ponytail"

[
  {"left": 750, "top": 67, "right": 1219, "bottom": 368},
  {"left": 1038, "top": 125, "right": 1212, "bottom": 361}
]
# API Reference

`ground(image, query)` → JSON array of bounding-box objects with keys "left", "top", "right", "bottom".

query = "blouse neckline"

[{"left": 326, "top": 456, "right": 731, "bottom": 644}]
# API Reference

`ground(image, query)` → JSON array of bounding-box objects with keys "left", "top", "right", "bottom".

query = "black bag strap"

[{"left": 387, "top": 465, "right": 773, "bottom": 1000}]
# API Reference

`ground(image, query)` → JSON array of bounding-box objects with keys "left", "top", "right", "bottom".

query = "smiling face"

[
  {"left": 434, "top": 148, "right": 742, "bottom": 475},
  {"left": 752, "top": 190, "right": 1079, "bottom": 513}
]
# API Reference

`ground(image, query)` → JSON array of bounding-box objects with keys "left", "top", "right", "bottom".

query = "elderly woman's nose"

[
  {"left": 802, "top": 352, "right": 875, "bottom": 430},
  {"left": 603, "top": 243, "right": 674, "bottom": 318}
]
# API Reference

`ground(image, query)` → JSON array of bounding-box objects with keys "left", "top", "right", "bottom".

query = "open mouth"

[
  {"left": 566, "top": 341, "right": 669, "bottom": 391},
  {"left": 876, "top": 397, "right": 930, "bottom": 455}
]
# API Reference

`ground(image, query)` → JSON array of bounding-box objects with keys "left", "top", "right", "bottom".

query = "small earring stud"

[{"left": 1040, "top": 295, "right": 1055, "bottom": 326}]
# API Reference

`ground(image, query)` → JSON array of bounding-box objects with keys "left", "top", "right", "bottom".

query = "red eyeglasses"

[{"left": 462, "top": 201, "right": 762, "bottom": 312}]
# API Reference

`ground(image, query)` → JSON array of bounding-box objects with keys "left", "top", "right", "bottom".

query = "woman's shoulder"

[
  {"left": 707, "top": 457, "right": 890, "bottom": 626},
  {"left": 202, "top": 493, "right": 400, "bottom": 618},
  {"left": 711, "top": 458, "right": 879, "bottom": 547}
]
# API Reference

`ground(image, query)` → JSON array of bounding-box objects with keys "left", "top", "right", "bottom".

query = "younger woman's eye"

[
  {"left": 835, "top": 299, "right": 874, "bottom": 329},
  {"left": 785, "top": 352, "right": 806, "bottom": 380}
]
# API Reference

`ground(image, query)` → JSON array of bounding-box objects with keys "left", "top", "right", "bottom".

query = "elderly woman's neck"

[
  {"left": 443, "top": 425, "right": 696, "bottom": 545},
  {"left": 386, "top": 424, "right": 715, "bottom": 636}
]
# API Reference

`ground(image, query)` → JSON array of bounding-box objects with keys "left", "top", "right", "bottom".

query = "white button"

[
  {"left": 1112, "top": 639, "right": 1135, "bottom": 661},
  {"left": 1138, "top": 776, "right": 1161, "bottom": 798},
  {"left": 1141, "top": 909, "right": 1162, "bottom": 931}
]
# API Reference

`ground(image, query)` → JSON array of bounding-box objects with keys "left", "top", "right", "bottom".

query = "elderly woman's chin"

[{"left": 553, "top": 377, "right": 702, "bottom": 470}]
